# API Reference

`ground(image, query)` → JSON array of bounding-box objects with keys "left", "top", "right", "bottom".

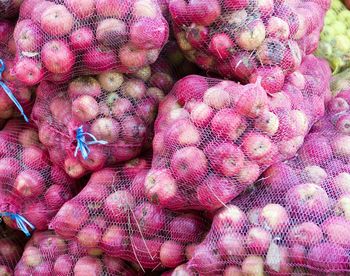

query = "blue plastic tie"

[
  {"left": 74, "top": 125, "right": 108, "bottom": 160},
  {"left": 0, "top": 212, "right": 35, "bottom": 237},
  {"left": 0, "top": 59, "right": 29, "bottom": 123}
]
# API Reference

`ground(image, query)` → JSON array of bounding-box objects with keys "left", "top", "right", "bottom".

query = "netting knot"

[
  {"left": 0, "top": 59, "right": 29, "bottom": 123},
  {"left": 0, "top": 212, "right": 35, "bottom": 237},
  {"left": 74, "top": 125, "right": 108, "bottom": 160}
]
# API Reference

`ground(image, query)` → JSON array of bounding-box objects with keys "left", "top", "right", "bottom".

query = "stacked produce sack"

[
  {"left": 0, "top": 20, "right": 34, "bottom": 122},
  {"left": 316, "top": 0, "right": 350, "bottom": 73},
  {"left": 12, "top": 0, "right": 169, "bottom": 85},
  {"left": 169, "top": 0, "right": 328, "bottom": 83},
  {"left": 49, "top": 159, "right": 209, "bottom": 271},
  {"left": 145, "top": 55, "right": 331, "bottom": 212},
  {"left": 15, "top": 230, "right": 142, "bottom": 275},
  {"left": 166, "top": 93, "right": 350, "bottom": 275},
  {"left": 0, "top": 119, "right": 77, "bottom": 235},
  {"left": 31, "top": 70, "right": 162, "bottom": 178},
  {"left": 2, "top": 0, "right": 349, "bottom": 274}
]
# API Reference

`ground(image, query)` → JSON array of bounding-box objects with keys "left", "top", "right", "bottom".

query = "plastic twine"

[
  {"left": 0, "top": 212, "right": 35, "bottom": 237},
  {"left": 0, "top": 59, "right": 29, "bottom": 123},
  {"left": 74, "top": 125, "right": 108, "bottom": 160}
]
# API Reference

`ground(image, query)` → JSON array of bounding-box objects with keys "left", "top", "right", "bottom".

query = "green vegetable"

[{"left": 316, "top": 0, "right": 350, "bottom": 74}]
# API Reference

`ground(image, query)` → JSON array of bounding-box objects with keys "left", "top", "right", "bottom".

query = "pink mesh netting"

[
  {"left": 50, "top": 160, "right": 209, "bottom": 271},
  {"left": 12, "top": 0, "right": 169, "bottom": 86},
  {"left": 170, "top": 93, "right": 350, "bottom": 275},
  {"left": 0, "top": 20, "right": 35, "bottom": 122},
  {"left": 15, "top": 230, "right": 142, "bottom": 275},
  {"left": 31, "top": 68, "right": 166, "bottom": 178},
  {"left": 169, "top": 0, "right": 329, "bottom": 84},
  {"left": 145, "top": 55, "right": 331, "bottom": 212},
  {"left": 0, "top": 119, "right": 77, "bottom": 235}
]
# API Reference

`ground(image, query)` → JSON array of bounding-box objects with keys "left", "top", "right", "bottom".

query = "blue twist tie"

[
  {"left": 0, "top": 59, "right": 29, "bottom": 123},
  {"left": 74, "top": 125, "right": 108, "bottom": 160},
  {"left": 0, "top": 212, "right": 35, "bottom": 237}
]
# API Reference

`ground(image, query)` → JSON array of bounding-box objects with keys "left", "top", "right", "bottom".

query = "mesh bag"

[
  {"left": 146, "top": 54, "right": 330, "bottom": 212},
  {"left": 316, "top": 0, "right": 350, "bottom": 74},
  {"left": 12, "top": 0, "right": 169, "bottom": 86},
  {"left": 173, "top": 94, "right": 350, "bottom": 275},
  {"left": 0, "top": 20, "right": 35, "bottom": 123},
  {"left": 0, "top": 119, "right": 77, "bottom": 236},
  {"left": 0, "top": 0, "right": 23, "bottom": 19},
  {"left": 169, "top": 0, "right": 328, "bottom": 84},
  {"left": 50, "top": 160, "right": 209, "bottom": 271},
  {"left": 14, "top": 230, "right": 142, "bottom": 275},
  {"left": 0, "top": 224, "right": 27, "bottom": 275},
  {"left": 31, "top": 69, "right": 165, "bottom": 179}
]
